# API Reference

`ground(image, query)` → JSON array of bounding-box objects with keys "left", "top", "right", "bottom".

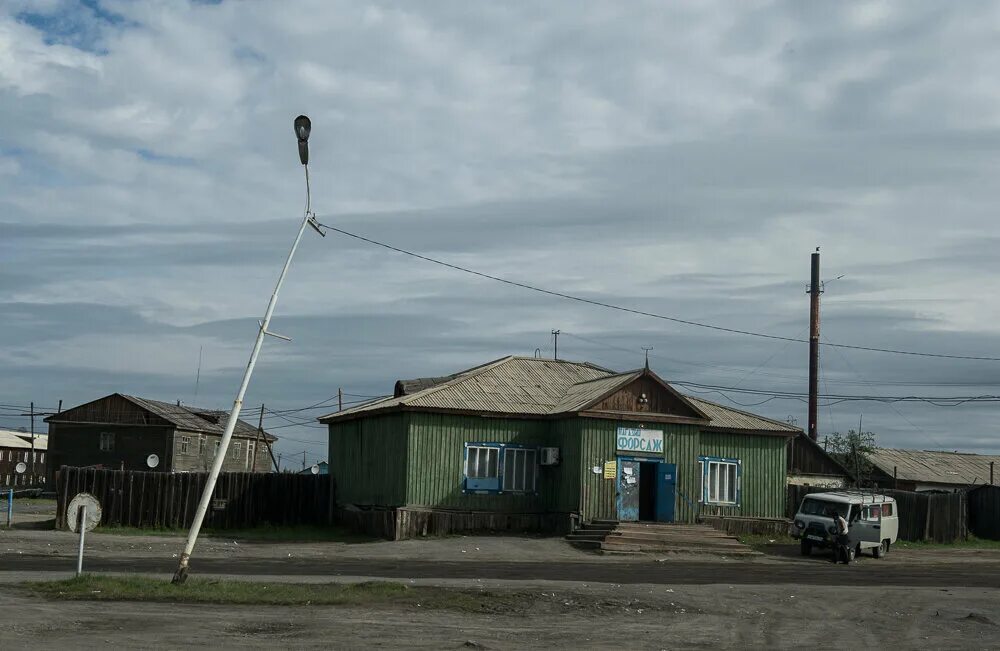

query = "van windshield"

[{"left": 800, "top": 498, "right": 848, "bottom": 518}]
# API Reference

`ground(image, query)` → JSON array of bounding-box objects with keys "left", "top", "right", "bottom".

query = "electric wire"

[{"left": 313, "top": 220, "right": 1000, "bottom": 362}]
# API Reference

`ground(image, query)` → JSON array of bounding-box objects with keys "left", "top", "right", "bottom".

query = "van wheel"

[
  {"left": 800, "top": 540, "right": 812, "bottom": 556},
  {"left": 879, "top": 540, "right": 890, "bottom": 558}
]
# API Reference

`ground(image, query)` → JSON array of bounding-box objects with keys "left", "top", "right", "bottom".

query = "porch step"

[{"left": 567, "top": 521, "right": 756, "bottom": 556}]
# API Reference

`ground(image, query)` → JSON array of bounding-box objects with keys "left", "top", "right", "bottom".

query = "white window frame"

[
  {"left": 246, "top": 441, "right": 255, "bottom": 469},
  {"left": 699, "top": 456, "right": 740, "bottom": 506},
  {"left": 231, "top": 441, "right": 242, "bottom": 460},
  {"left": 180, "top": 436, "right": 191, "bottom": 454},
  {"left": 199, "top": 436, "right": 206, "bottom": 455},
  {"left": 214, "top": 441, "right": 221, "bottom": 458},
  {"left": 99, "top": 431, "right": 115, "bottom": 452}
]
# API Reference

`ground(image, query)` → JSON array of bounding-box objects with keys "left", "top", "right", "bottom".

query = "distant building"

[
  {"left": 0, "top": 429, "right": 47, "bottom": 488},
  {"left": 298, "top": 461, "right": 328, "bottom": 475},
  {"left": 44, "top": 394, "right": 275, "bottom": 479},
  {"left": 786, "top": 432, "right": 853, "bottom": 489},
  {"left": 320, "top": 356, "right": 800, "bottom": 538},
  {"left": 866, "top": 447, "right": 1000, "bottom": 492}
]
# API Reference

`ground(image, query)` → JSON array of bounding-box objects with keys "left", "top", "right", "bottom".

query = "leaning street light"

[{"left": 172, "top": 116, "right": 325, "bottom": 584}]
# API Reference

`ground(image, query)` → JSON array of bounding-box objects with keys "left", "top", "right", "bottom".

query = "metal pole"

[
  {"left": 807, "top": 250, "right": 821, "bottom": 441},
  {"left": 172, "top": 211, "right": 314, "bottom": 584},
  {"left": 76, "top": 504, "right": 87, "bottom": 577},
  {"left": 552, "top": 329, "right": 560, "bottom": 360},
  {"left": 338, "top": 388, "right": 343, "bottom": 412}
]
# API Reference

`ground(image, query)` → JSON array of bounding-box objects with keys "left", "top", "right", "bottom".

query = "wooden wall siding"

[
  {"left": 50, "top": 394, "right": 171, "bottom": 427},
  {"left": 328, "top": 413, "right": 408, "bottom": 507},
  {"left": 592, "top": 376, "right": 700, "bottom": 418},
  {"left": 171, "top": 431, "right": 270, "bottom": 473},
  {"left": 47, "top": 423, "right": 174, "bottom": 478},
  {"left": 1, "top": 448, "right": 47, "bottom": 487},
  {"left": 575, "top": 418, "right": 701, "bottom": 523},
  {"left": 406, "top": 412, "right": 559, "bottom": 511},
  {"left": 699, "top": 432, "right": 787, "bottom": 519},
  {"left": 56, "top": 467, "right": 331, "bottom": 530}
]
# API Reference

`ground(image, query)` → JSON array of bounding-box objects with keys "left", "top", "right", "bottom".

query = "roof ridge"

[{"left": 396, "top": 355, "right": 518, "bottom": 405}]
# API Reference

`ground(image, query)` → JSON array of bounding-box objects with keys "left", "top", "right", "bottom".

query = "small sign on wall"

[
  {"left": 603, "top": 460, "right": 617, "bottom": 479},
  {"left": 616, "top": 427, "right": 664, "bottom": 453}
]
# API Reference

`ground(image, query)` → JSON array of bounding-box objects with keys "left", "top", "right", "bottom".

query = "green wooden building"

[{"left": 320, "top": 356, "right": 800, "bottom": 538}]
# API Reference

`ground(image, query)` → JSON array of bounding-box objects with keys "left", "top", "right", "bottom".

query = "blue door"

[
  {"left": 656, "top": 462, "right": 676, "bottom": 522},
  {"left": 616, "top": 458, "right": 640, "bottom": 521}
]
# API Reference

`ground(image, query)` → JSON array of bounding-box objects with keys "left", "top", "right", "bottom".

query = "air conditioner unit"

[{"left": 540, "top": 447, "right": 560, "bottom": 466}]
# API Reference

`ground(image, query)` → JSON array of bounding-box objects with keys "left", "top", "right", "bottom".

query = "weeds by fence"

[{"left": 55, "top": 467, "right": 332, "bottom": 530}]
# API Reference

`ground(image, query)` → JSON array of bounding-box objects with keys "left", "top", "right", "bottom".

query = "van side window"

[
  {"left": 862, "top": 506, "right": 881, "bottom": 522},
  {"left": 883, "top": 503, "right": 893, "bottom": 517}
]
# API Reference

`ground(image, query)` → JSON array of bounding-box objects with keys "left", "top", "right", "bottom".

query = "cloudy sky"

[{"left": 3, "top": 0, "right": 1000, "bottom": 464}]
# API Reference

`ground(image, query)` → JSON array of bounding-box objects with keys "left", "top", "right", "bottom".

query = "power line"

[
  {"left": 314, "top": 220, "right": 1000, "bottom": 362},
  {"left": 672, "top": 379, "right": 1000, "bottom": 406}
]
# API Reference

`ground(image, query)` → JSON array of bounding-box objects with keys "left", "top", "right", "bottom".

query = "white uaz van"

[{"left": 791, "top": 492, "right": 899, "bottom": 561}]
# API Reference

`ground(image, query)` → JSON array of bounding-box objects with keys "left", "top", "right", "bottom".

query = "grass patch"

[
  {"left": 894, "top": 536, "right": 1000, "bottom": 550},
  {"left": 21, "top": 575, "right": 660, "bottom": 615},
  {"left": 95, "top": 524, "right": 373, "bottom": 543}
]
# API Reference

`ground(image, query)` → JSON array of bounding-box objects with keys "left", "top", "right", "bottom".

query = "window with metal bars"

[
  {"left": 463, "top": 443, "right": 538, "bottom": 494},
  {"left": 699, "top": 456, "right": 740, "bottom": 505}
]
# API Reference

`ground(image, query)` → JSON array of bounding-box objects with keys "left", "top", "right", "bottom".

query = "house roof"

[
  {"left": 121, "top": 395, "right": 275, "bottom": 441},
  {"left": 0, "top": 430, "right": 33, "bottom": 449},
  {"left": 319, "top": 356, "right": 801, "bottom": 436},
  {"left": 46, "top": 394, "right": 275, "bottom": 441},
  {"left": 867, "top": 447, "right": 1000, "bottom": 487},
  {"left": 684, "top": 396, "right": 800, "bottom": 434}
]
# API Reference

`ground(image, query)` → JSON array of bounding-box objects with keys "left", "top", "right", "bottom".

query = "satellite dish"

[
  {"left": 310, "top": 464, "right": 320, "bottom": 475},
  {"left": 146, "top": 454, "right": 160, "bottom": 469},
  {"left": 67, "top": 492, "right": 102, "bottom": 533},
  {"left": 14, "top": 461, "right": 27, "bottom": 474}
]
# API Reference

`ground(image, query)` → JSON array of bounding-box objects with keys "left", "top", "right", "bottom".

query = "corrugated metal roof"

[
  {"left": 867, "top": 448, "right": 1000, "bottom": 486},
  {"left": 120, "top": 395, "right": 274, "bottom": 441},
  {"left": 320, "top": 357, "right": 801, "bottom": 436},
  {"left": 682, "top": 396, "right": 800, "bottom": 433},
  {"left": 0, "top": 430, "right": 33, "bottom": 449},
  {"left": 553, "top": 371, "right": 640, "bottom": 413}
]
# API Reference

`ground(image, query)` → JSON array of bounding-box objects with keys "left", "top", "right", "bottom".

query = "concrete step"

[
  {"left": 607, "top": 534, "right": 746, "bottom": 548},
  {"left": 607, "top": 528, "right": 737, "bottom": 542},
  {"left": 601, "top": 542, "right": 757, "bottom": 556}
]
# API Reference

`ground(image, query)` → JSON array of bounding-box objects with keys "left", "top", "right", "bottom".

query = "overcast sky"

[{"left": 3, "top": 1, "right": 1000, "bottom": 464}]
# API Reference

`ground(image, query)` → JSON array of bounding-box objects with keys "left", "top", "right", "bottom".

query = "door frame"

[{"left": 616, "top": 455, "right": 673, "bottom": 522}]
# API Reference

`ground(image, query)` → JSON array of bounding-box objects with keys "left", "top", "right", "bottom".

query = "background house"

[
  {"left": 321, "top": 355, "right": 800, "bottom": 538},
  {"left": 866, "top": 447, "right": 1000, "bottom": 492},
  {"left": 45, "top": 394, "right": 275, "bottom": 479},
  {"left": 786, "top": 432, "right": 853, "bottom": 489},
  {"left": 1, "top": 429, "right": 47, "bottom": 488}
]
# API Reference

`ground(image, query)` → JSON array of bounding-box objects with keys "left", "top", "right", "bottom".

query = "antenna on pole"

[
  {"left": 551, "top": 330, "right": 560, "bottom": 360},
  {"left": 641, "top": 347, "right": 653, "bottom": 370},
  {"left": 172, "top": 115, "right": 326, "bottom": 585}
]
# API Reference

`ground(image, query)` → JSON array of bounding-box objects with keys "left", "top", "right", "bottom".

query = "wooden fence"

[
  {"left": 969, "top": 486, "right": 1000, "bottom": 540},
  {"left": 55, "top": 467, "right": 332, "bottom": 530},
  {"left": 786, "top": 485, "right": 968, "bottom": 543}
]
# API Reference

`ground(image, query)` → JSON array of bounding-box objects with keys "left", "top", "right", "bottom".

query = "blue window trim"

[
  {"left": 462, "top": 442, "right": 539, "bottom": 495},
  {"left": 698, "top": 455, "right": 741, "bottom": 506}
]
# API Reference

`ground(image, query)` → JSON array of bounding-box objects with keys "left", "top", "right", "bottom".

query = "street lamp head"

[{"left": 294, "top": 115, "right": 311, "bottom": 165}]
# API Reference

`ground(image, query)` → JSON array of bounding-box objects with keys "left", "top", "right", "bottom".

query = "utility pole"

[
  {"left": 338, "top": 387, "right": 343, "bottom": 412},
  {"left": 252, "top": 404, "right": 264, "bottom": 473},
  {"left": 278, "top": 452, "right": 283, "bottom": 472},
  {"left": 552, "top": 330, "right": 560, "bottom": 360},
  {"left": 29, "top": 402, "right": 35, "bottom": 486},
  {"left": 302, "top": 451, "right": 306, "bottom": 471},
  {"left": 807, "top": 248, "right": 823, "bottom": 441},
  {"left": 172, "top": 115, "right": 324, "bottom": 585}
]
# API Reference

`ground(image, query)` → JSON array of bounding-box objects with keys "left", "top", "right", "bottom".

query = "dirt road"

[
  {"left": 5, "top": 552, "right": 1000, "bottom": 587},
  {"left": 4, "top": 582, "right": 998, "bottom": 649}
]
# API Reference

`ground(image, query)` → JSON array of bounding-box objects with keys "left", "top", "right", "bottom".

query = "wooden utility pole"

[
  {"left": 252, "top": 404, "right": 264, "bottom": 473},
  {"left": 338, "top": 387, "right": 343, "bottom": 412},
  {"left": 29, "top": 402, "right": 35, "bottom": 485},
  {"left": 807, "top": 249, "right": 822, "bottom": 441}
]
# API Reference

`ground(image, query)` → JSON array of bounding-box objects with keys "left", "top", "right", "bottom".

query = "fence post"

[{"left": 5, "top": 488, "right": 12, "bottom": 527}]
